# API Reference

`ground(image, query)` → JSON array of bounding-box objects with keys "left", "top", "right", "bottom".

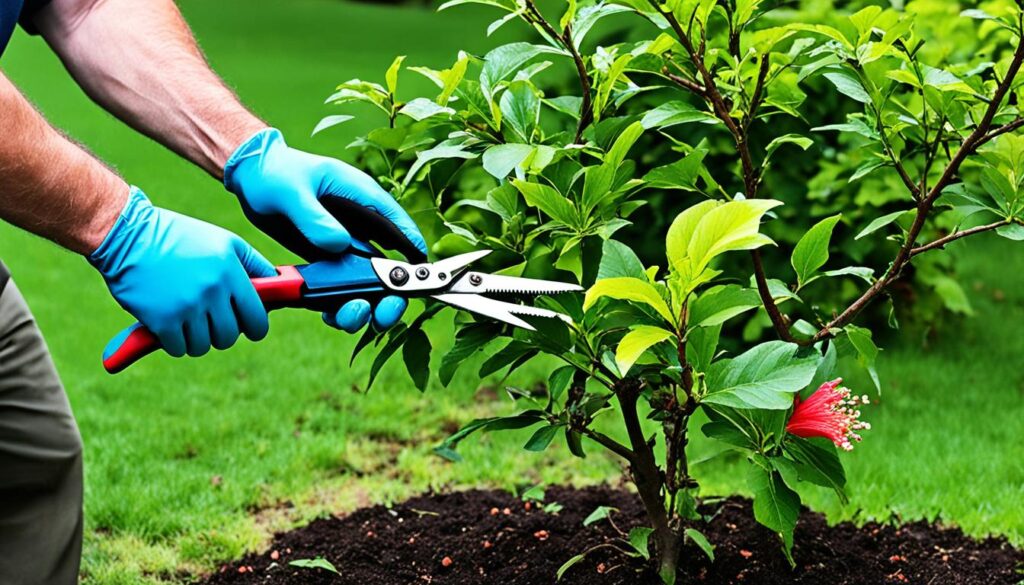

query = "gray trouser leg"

[{"left": 0, "top": 279, "right": 83, "bottom": 585}]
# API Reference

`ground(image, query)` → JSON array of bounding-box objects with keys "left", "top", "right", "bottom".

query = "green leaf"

[
  {"left": 479, "top": 339, "right": 536, "bottom": 377},
  {"left": 787, "top": 23, "right": 853, "bottom": 50},
  {"left": 368, "top": 323, "right": 409, "bottom": 390},
  {"left": 628, "top": 526, "right": 654, "bottom": 560},
  {"left": 669, "top": 199, "right": 782, "bottom": 277},
  {"left": 480, "top": 43, "right": 566, "bottom": 100},
  {"left": 961, "top": 8, "right": 996, "bottom": 20},
  {"left": 385, "top": 55, "right": 405, "bottom": 96},
  {"left": 689, "top": 285, "right": 761, "bottom": 327},
  {"left": 311, "top": 115, "right": 354, "bottom": 137},
  {"left": 747, "top": 465, "right": 799, "bottom": 562},
  {"left": 784, "top": 436, "right": 848, "bottom": 501},
  {"left": 556, "top": 554, "right": 587, "bottom": 580},
  {"left": 684, "top": 528, "right": 715, "bottom": 561},
  {"left": 499, "top": 80, "right": 541, "bottom": 142},
  {"left": 435, "top": 412, "right": 546, "bottom": 461},
  {"left": 570, "top": 3, "right": 632, "bottom": 48},
  {"left": 402, "top": 328, "right": 432, "bottom": 391},
  {"left": 616, "top": 325, "right": 675, "bottom": 374},
  {"left": 685, "top": 324, "right": 720, "bottom": 372},
  {"left": 438, "top": 0, "right": 517, "bottom": 11},
  {"left": 404, "top": 140, "right": 478, "bottom": 187},
  {"left": 642, "top": 149, "right": 707, "bottom": 190},
  {"left": 844, "top": 325, "right": 880, "bottom": 392},
  {"left": 997, "top": 223, "right": 1024, "bottom": 240},
  {"left": 524, "top": 424, "right": 561, "bottom": 452},
  {"left": 597, "top": 239, "right": 646, "bottom": 280},
  {"left": 584, "top": 277, "right": 675, "bottom": 324},
  {"left": 704, "top": 341, "right": 820, "bottom": 410},
  {"left": 289, "top": 557, "right": 340, "bottom": 575},
  {"left": 604, "top": 121, "right": 645, "bottom": 168},
  {"left": 765, "top": 134, "right": 814, "bottom": 160},
  {"left": 512, "top": 180, "right": 578, "bottom": 226},
  {"left": 823, "top": 70, "right": 871, "bottom": 104},
  {"left": 791, "top": 215, "right": 841, "bottom": 288},
  {"left": 855, "top": 209, "right": 911, "bottom": 240},
  {"left": 583, "top": 505, "right": 617, "bottom": 526},
  {"left": 547, "top": 365, "right": 575, "bottom": 405},
  {"left": 437, "top": 53, "right": 471, "bottom": 105},
  {"left": 399, "top": 98, "right": 455, "bottom": 121},
  {"left": 594, "top": 53, "right": 632, "bottom": 120},
  {"left": 482, "top": 144, "right": 534, "bottom": 180},
  {"left": 440, "top": 323, "right": 499, "bottom": 386},
  {"left": 640, "top": 100, "right": 719, "bottom": 129}
]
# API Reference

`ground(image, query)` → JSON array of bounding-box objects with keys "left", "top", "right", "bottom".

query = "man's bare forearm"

[
  {"left": 32, "top": 0, "right": 268, "bottom": 179},
  {"left": 0, "top": 71, "right": 126, "bottom": 254}
]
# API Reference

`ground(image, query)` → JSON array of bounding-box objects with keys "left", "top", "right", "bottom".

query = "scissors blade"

[
  {"left": 432, "top": 293, "right": 572, "bottom": 330},
  {"left": 428, "top": 250, "right": 491, "bottom": 277},
  {"left": 446, "top": 272, "right": 584, "bottom": 296}
]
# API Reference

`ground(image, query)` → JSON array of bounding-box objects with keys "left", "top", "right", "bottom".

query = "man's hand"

[
  {"left": 224, "top": 128, "right": 427, "bottom": 332},
  {"left": 90, "top": 188, "right": 275, "bottom": 357},
  {"left": 31, "top": 0, "right": 428, "bottom": 333}
]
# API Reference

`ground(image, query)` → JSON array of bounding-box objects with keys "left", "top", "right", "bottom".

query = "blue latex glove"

[
  {"left": 223, "top": 128, "right": 426, "bottom": 332},
  {"left": 90, "top": 188, "right": 276, "bottom": 357}
]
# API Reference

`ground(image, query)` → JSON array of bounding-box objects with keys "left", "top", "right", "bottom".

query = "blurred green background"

[{"left": 0, "top": 0, "right": 1022, "bottom": 582}]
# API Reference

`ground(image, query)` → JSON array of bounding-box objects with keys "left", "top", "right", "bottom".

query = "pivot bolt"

[
  {"left": 415, "top": 267, "right": 430, "bottom": 280},
  {"left": 389, "top": 267, "right": 409, "bottom": 286},
  {"left": 469, "top": 273, "right": 483, "bottom": 286}
]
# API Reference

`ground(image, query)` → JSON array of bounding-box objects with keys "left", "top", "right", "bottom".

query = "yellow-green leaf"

[
  {"left": 584, "top": 277, "right": 675, "bottom": 324},
  {"left": 615, "top": 326, "right": 675, "bottom": 374},
  {"left": 386, "top": 55, "right": 406, "bottom": 96},
  {"left": 666, "top": 199, "right": 720, "bottom": 268},
  {"left": 688, "top": 200, "right": 781, "bottom": 268}
]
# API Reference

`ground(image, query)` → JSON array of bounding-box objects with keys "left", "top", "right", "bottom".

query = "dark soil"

[{"left": 201, "top": 486, "right": 1024, "bottom": 585}]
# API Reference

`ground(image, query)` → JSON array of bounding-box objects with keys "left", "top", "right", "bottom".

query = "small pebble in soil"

[
  {"left": 524, "top": 502, "right": 531, "bottom": 511},
  {"left": 596, "top": 563, "right": 606, "bottom": 574},
  {"left": 408, "top": 537, "right": 416, "bottom": 544},
  {"left": 502, "top": 507, "right": 511, "bottom": 516},
  {"left": 534, "top": 530, "right": 550, "bottom": 541},
  {"left": 441, "top": 556, "right": 453, "bottom": 568},
  {"left": 489, "top": 508, "right": 499, "bottom": 516},
  {"left": 367, "top": 531, "right": 376, "bottom": 538},
  {"left": 269, "top": 550, "right": 279, "bottom": 561},
  {"left": 739, "top": 549, "right": 753, "bottom": 559},
  {"left": 482, "top": 540, "right": 493, "bottom": 549}
]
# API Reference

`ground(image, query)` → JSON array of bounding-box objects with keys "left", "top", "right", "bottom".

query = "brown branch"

[
  {"left": 880, "top": 130, "right": 922, "bottom": 199},
  {"left": 745, "top": 54, "right": 771, "bottom": 131},
  {"left": 975, "top": 117, "right": 1024, "bottom": 150},
  {"left": 581, "top": 428, "right": 637, "bottom": 463},
  {"left": 812, "top": 31, "right": 1024, "bottom": 342},
  {"left": 752, "top": 250, "right": 797, "bottom": 342},
  {"left": 523, "top": 1, "right": 593, "bottom": 143},
  {"left": 665, "top": 71, "right": 707, "bottom": 97},
  {"left": 650, "top": 0, "right": 796, "bottom": 342},
  {"left": 909, "top": 220, "right": 1010, "bottom": 258}
]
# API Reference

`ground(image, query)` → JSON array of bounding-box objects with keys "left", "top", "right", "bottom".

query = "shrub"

[{"left": 319, "top": 0, "right": 1024, "bottom": 580}]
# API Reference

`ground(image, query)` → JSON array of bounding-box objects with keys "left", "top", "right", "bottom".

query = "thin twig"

[
  {"left": 523, "top": 1, "right": 593, "bottom": 143},
  {"left": 909, "top": 220, "right": 1010, "bottom": 257},
  {"left": 665, "top": 71, "right": 707, "bottom": 97}
]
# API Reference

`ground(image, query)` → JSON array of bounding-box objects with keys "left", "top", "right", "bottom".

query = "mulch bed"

[{"left": 200, "top": 486, "right": 1024, "bottom": 585}]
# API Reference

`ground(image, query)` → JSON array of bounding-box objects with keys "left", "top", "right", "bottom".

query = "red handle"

[{"left": 102, "top": 266, "right": 305, "bottom": 374}]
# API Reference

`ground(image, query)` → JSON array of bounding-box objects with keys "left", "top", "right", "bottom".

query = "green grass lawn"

[{"left": 1, "top": 1, "right": 1022, "bottom": 583}]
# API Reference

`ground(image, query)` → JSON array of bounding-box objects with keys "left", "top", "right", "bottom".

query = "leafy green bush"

[{"left": 319, "top": 0, "right": 1024, "bottom": 580}]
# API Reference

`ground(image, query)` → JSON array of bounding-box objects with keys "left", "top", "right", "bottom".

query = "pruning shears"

[{"left": 101, "top": 241, "right": 582, "bottom": 373}]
